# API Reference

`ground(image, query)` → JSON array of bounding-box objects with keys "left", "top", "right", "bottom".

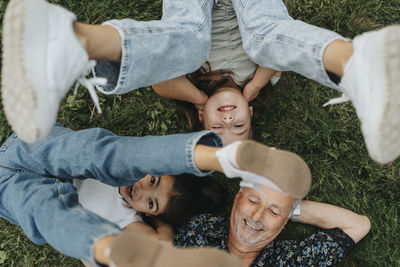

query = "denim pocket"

[{"left": 0, "top": 133, "right": 17, "bottom": 152}]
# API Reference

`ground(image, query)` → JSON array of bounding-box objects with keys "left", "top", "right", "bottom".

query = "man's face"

[{"left": 229, "top": 186, "right": 295, "bottom": 251}]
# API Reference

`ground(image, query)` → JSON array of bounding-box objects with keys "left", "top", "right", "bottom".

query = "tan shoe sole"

[
  {"left": 109, "top": 232, "right": 242, "bottom": 267},
  {"left": 236, "top": 140, "right": 311, "bottom": 199}
]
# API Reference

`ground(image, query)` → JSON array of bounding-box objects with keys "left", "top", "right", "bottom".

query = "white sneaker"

[
  {"left": 325, "top": 25, "right": 400, "bottom": 164},
  {"left": 1, "top": 0, "right": 104, "bottom": 143}
]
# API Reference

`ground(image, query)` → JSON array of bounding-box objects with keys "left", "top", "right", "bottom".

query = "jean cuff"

[
  {"left": 184, "top": 131, "right": 223, "bottom": 177},
  {"left": 94, "top": 20, "right": 133, "bottom": 95},
  {"left": 318, "top": 35, "right": 351, "bottom": 92}
]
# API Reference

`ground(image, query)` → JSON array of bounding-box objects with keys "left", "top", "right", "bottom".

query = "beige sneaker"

[
  {"left": 236, "top": 140, "right": 311, "bottom": 199},
  {"left": 109, "top": 231, "right": 242, "bottom": 267}
]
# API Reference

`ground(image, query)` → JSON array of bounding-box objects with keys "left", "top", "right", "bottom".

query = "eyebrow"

[{"left": 247, "top": 192, "right": 260, "bottom": 201}]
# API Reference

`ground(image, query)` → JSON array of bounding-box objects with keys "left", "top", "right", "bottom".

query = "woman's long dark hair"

[
  {"left": 182, "top": 63, "right": 273, "bottom": 135},
  {"left": 142, "top": 174, "right": 228, "bottom": 230}
]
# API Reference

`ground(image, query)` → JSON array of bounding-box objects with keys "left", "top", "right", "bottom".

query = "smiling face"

[
  {"left": 119, "top": 174, "right": 175, "bottom": 216},
  {"left": 200, "top": 87, "right": 253, "bottom": 145},
  {"left": 228, "top": 186, "right": 294, "bottom": 252}
]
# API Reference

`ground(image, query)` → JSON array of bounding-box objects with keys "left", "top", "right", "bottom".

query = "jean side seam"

[
  {"left": 0, "top": 134, "right": 17, "bottom": 152},
  {"left": 57, "top": 181, "right": 121, "bottom": 264}
]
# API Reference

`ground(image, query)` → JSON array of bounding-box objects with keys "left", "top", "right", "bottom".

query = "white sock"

[{"left": 215, "top": 141, "right": 242, "bottom": 178}]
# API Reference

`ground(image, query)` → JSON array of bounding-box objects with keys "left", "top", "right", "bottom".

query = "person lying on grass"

[
  {"left": 172, "top": 182, "right": 371, "bottom": 267},
  {"left": 0, "top": 123, "right": 312, "bottom": 267},
  {"left": 3, "top": 0, "right": 400, "bottom": 164},
  {"left": 149, "top": 0, "right": 400, "bottom": 166},
  {"left": 74, "top": 173, "right": 227, "bottom": 267}
]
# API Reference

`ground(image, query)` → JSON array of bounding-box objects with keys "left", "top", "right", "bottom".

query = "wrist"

[{"left": 290, "top": 201, "right": 301, "bottom": 222}]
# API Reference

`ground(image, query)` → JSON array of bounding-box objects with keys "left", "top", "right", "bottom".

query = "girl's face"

[
  {"left": 119, "top": 174, "right": 175, "bottom": 216},
  {"left": 200, "top": 87, "right": 253, "bottom": 145}
]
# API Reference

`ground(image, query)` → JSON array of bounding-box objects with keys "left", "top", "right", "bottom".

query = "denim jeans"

[
  {"left": 230, "top": 0, "right": 346, "bottom": 91},
  {"left": 94, "top": 0, "right": 213, "bottom": 94},
  {"left": 95, "top": 0, "right": 346, "bottom": 95},
  {"left": 0, "top": 124, "right": 222, "bottom": 265}
]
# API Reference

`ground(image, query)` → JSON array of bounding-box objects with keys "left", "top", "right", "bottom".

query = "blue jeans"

[
  {"left": 94, "top": 0, "right": 213, "bottom": 93},
  {"left": 0, "top": 124, "right": 222, "bottom": 265},
  {"left": 95, "top": 0, "right": 345, "bottom": 94}
]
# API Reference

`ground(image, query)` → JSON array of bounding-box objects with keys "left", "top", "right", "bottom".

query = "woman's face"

[
  {"left": 119, "top": 174, "right": 175, "bottom": 216},
  {"left": 200, "top": 87, "right": 253, "bottom": 145}
]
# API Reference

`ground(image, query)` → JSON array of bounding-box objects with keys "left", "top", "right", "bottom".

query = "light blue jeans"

[
  {"left": 95, "top": 0, "right": 345, "bottom": 94},
  {"left": 0, "top": 124, "right": 222, "bottom": 265}
]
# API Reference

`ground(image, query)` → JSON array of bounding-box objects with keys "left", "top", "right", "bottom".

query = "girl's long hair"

[{"left": 142, "top": 174, "right": 227, "bottom": 230}]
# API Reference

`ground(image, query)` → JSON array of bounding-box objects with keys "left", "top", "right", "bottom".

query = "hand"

[
  {"left": 194, "top": 90, "right": 208, "bottom": 111},
  {"left": 243, "top": 82, "right": 262, "bottom": 102}
]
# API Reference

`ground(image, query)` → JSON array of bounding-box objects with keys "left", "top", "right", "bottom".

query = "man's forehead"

[{"left": 240, "top": 186, "right": 294, "bottom": 207}]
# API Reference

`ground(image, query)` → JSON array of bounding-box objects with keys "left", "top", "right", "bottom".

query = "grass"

[{"left": 0, "top": 0, "right": 400, "bottom": 266}]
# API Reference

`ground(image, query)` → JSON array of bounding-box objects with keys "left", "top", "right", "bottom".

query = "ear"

[
  {"left": 198, "top": 110, "right": 204, "bottom": 122},
  {"left": 249, "top": 106, "right": 253, "bottom": 117}
]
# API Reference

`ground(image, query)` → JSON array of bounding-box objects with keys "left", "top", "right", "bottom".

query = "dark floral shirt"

[{"left": 174, "top": 214, "right": 355, "bottom": 266}]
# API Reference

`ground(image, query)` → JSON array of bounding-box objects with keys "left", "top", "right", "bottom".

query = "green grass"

[{"left": 0, "top": 0, "right": 400, "bottom": 266}]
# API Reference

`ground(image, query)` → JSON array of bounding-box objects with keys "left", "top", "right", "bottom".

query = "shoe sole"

[
  {"left": 236, "top": 140, "right": 311, "bottom": 199},
  {"left": 2, "top": 0, "right": 47, "bottom": 143},
  {"left": 373, "top": 25, "right": 400, "bottom": 164},
  {"left": 109, "top": 232, "right": 241, "bottom": 267}
]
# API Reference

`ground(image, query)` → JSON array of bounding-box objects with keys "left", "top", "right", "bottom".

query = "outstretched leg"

[
  {"left": 232, "top": 0, "right": 400, "bottom": 164},
  {"left": 1, "top": 0, "right": 213, "bottom": 143},
  {"left": 0, "top": 124, "right": 222, "bottom": 187}
]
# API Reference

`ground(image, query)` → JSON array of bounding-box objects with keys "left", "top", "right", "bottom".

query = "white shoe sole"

[
  {"left": 370, "top": 25, "right": 400, "bottom": 164},
  {"left": 2, "top": 0, "right": 48, "bottom": 143}
]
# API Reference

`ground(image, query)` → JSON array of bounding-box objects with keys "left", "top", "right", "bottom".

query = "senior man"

[{"left": 174, "top": 143, "right": 371, "bottom": 266}]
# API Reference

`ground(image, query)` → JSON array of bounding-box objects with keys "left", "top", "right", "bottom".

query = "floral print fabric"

[{"left": 174, "top": 213, "right": 355, "bottom": 266}]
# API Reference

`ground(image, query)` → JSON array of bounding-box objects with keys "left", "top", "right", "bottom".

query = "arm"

[
  {"left": 297, "top": 200, "right": 371, "bottom": 243},
  {"left": 152, "top": 75, "right": 208, "bottom": 110},
  {"left": 243, "top": 66, "right": 280, "bottom": 102}
]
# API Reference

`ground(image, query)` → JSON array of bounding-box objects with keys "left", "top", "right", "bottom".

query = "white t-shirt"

[
  {"left": 202, "top": 0, "right": 258, "bottom": 85},
  {"left": 73, "top": 179, "right": 142, "bottom": 229}
]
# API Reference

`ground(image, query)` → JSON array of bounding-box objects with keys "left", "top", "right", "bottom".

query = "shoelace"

[
  {"left": 322, "top": 92, "right": 350, "bottom": 107},
  {"left": 74, "top": 60, "right": 107, "bottom": 113}
]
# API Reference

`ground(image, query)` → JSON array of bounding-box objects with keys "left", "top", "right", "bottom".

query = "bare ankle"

[
  {"left": 323, "top": 39, "right": 353, "bottom": 76},
  {"left": 73, "top": 22, "right": 90, "bottom": 54}
]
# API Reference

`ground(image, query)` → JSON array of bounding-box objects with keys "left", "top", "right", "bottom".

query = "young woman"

[{"left": 75, "top": 173, "right": 227, "bottom": 232}]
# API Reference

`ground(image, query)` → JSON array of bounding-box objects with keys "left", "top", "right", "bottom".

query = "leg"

[
  {"left": 1, "top": 0, "right": 213, "bottom": 143},
  {"left": 232, "top": 0, "right": 400, "bottom": 164},
  {"left": 0, "top": 124, "right": 223, "bottom": 187},
  {"left": 231, "top": 0, "right": 346, "bottom": 90},
  {"left": 0, "top": 171, "right": 121, "bottom": 265}
]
